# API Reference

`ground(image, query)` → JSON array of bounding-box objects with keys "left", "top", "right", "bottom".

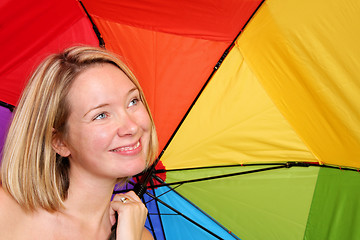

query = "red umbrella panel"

[{"left": 0, "top": 0, "right": 99, "bottom": 106}]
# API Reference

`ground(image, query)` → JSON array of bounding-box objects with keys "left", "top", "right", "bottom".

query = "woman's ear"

[{"left": 52, "top": 129, "right": 71, "bottom": 157}]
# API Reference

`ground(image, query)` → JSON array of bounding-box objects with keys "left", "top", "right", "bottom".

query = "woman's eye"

[
  {"left": 94, "top": 112, "right": 107, "bottom": 120},
  {"left": 129, "top": 98, "right": 139, "bottom": 107}
]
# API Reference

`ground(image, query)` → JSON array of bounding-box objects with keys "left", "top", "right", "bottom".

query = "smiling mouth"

[{"left": 110, "top": 141, "right": 140, "bottom": 152}]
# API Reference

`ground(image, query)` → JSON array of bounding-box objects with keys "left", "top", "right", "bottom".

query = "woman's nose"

[{"left": 116, "top": 113, "right": 139, "bottom": 137}]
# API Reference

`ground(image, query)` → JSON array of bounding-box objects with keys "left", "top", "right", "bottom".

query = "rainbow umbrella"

[{"left": 1, "top": 0, "right": 360, "bottom": 239}]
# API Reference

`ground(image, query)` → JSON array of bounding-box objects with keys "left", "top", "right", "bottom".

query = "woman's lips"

[{"left": 110, "top": 140, "right": 141, "bottom": 154}]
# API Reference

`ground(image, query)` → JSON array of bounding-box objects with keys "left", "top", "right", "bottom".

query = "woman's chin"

[{"left": 118, "top": 161, "right": 147, "bottom": 178}]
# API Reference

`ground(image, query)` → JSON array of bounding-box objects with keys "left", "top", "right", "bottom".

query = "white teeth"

[{"left": 112, "top": 141, "right": 140, "bottom": 152}]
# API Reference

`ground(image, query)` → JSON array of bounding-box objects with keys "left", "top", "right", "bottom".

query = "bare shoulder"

[
  {"left": 142, "top": 228, "right": 154, "bottom": 240},
  {"left": 0, "top": 186, "right": 19, "bottom": 216},
  {"left": 0, "top": 187, "right": 24, "bottom": 234}
]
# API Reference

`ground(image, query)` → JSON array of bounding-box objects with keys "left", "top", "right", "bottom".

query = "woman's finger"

[
  {"left": 109, "top": 192, "right": 148, "bottom": 240},
  {"left": 109, "top": 191, "right": 147, "bottom": 229}
]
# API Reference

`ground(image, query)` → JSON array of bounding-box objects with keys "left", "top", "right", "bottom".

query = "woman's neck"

[{"left": 61, "top": 170, "right": 117, "bottom": 230}]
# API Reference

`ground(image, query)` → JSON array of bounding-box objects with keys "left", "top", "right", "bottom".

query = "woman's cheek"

[
  {"left": 137, "top": 110, "right": 152, "bottom": 132},
  {"left": 90, "top": 126, "right": 114, "bottom": 148}
]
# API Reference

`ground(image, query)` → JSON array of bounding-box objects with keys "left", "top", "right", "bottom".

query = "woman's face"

[{"left": 60, "top": 63, "right": 151, "bottom": 181}]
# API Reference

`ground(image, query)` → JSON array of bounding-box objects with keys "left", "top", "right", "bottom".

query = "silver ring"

[{"left": 120, "top": 197, "right": 129, "bottom": 203}]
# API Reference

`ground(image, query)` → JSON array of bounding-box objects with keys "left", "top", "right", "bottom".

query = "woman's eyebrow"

[
  {"left": 83, "top": 88, "right": 139, "bottom": 118},
  {"left": 83, "top": 103, "right": 109, "bottom": 118},
  {"left": 128, "top": 87, "right": 138, "bottom": 95}
]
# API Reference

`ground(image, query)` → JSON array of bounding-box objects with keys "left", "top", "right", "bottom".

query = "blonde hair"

[{"left": 0, "top": 46, "right": 158, "bottom": 211}]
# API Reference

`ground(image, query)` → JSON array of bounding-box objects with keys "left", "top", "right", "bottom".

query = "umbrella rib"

[
  {"left": 144, "top": 191, "right": 226, "bottom": 240},
  {"left": 154, "top": 162, "right": 290, "bottom": 173},
  {"left": 144, "top": 183, "right": 183, "bottom": 205},
  {"left": 141, "top": 192, "right": 158, "bottom": 240},
  {"left": 149, "top": 165, "right": 288, "bottom": 189},
  {"left": 78, "top": 0, "right": 105, "bottom": 48},
  {"left": 149, "top": 180, "right": 167, "bottom": 240},
  {"left": 148, "top": 213, "right": 177, "bottom": 216},
  {"left": 153, "top": 161, "right": 359, "bottom": 174},
  {"left": 0, "top": 101, "right": 15, "bottom": 112}
]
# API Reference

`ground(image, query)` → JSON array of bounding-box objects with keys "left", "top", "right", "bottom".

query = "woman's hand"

[{"left": 109, "top": 191, "right": 149, "bottom": 240}]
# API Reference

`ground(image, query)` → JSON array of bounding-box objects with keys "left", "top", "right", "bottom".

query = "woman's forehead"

[{"left": 67, "top": 64, "right": 138, "bottom": 113}]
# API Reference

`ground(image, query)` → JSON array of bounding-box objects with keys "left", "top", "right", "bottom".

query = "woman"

[{"left": 0, "top": 46, "right": 158, "bottom": 239}]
